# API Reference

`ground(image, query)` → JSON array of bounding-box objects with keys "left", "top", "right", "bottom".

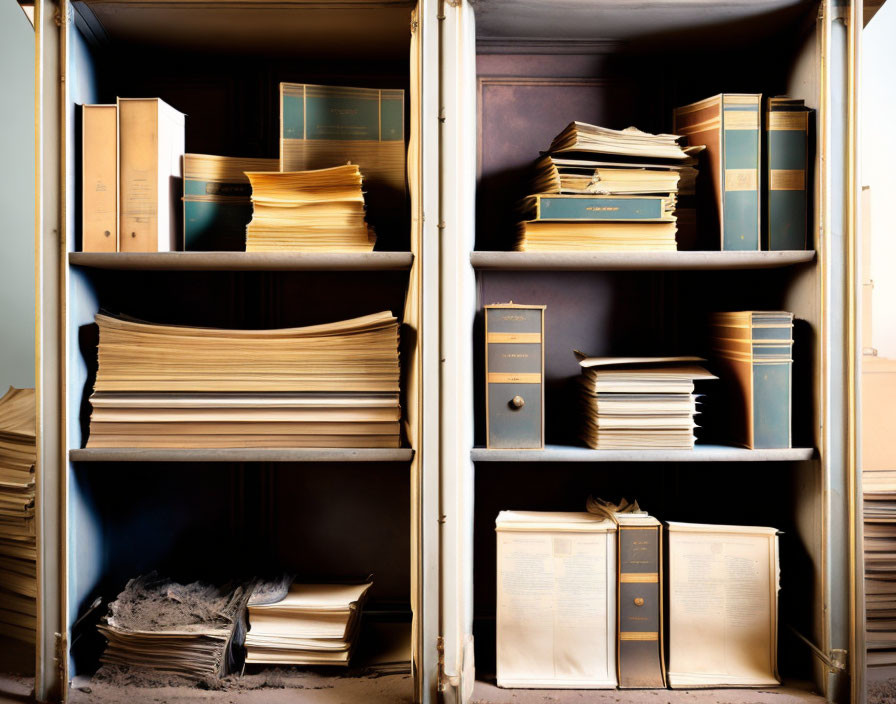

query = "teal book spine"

[
  {"left": 533, "top": 196, "right": 669, "bottom": 221},
  {"left": 183, "top": 178, "right": 252, "bottom": 252},
  {"left": 721, "top": 95, "right": 761, "bottom": 251},
  {"left": 766, "top": 99, "right": 809, "bottom": 250},
  {"left": 281, "top": 84, "right": 404, "bottom": 142},
  {"left": 752, "top": 362, "right": 792, "bottom": 448}
]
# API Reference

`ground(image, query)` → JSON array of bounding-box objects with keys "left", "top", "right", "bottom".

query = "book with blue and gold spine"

[
  {"left": 710, "top": 311, "right": 794, "bottom": 449},
  {"left": 182, "top": 154, "right": 278, "bottom": 251},
  {"left": 279, "top": 83, "right": 405, "bottom": 195},
  {"left": 674, "top": 94, "right": 761, "bottom": 250},
  {"left": 520, "top": 194, "right": 676, "bottom": 222},
  {"left": 766, "top": 97, "right": 811, "bottom": 250}
]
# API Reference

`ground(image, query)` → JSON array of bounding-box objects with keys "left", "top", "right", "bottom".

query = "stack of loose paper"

[
  {"left": 85, "top": 312, "right": 401, "bottom": 448},
  {"left": 576, "top": 354, "right": 716, "bottom": 449},
  {"left": 516, "top": 122, "right": 702, "bottom": 252},
  {"left": 98, "top": 574, "right": 251, "bottom": 681},
  {"left": 864, "top": 470, "right": 896, "bottom": 666},
  {"left": 245, "top": 164, "right": 375, "bottom": 252},
  {"left": 0, "top": 387, "right": 36, "bottom": 644},
  {"left": 245, "top": 581, "right": 372, "bottom": 665}
]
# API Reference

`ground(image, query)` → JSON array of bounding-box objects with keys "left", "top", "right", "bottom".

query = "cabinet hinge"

[
  {"left": 410, "top": 17, "right": 418, "bottom": 33},
  {"left": 437, "top": 635, "right": 447, "bottom": 692},
  {"left": 830, "top": 648, "right": 848, "bottom": 672}
]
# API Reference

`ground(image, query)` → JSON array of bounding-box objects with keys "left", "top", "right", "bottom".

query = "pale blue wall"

[{"left": 0, "top": 1, "right": 35, "bottom": 390}]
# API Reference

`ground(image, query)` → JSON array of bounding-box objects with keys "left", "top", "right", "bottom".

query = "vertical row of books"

[
  {"left": 864, "top": 470, "right": 896, "bottom": 667},
  {"left": 513, "top": 94, "right": 811, "bottom": 253},
  {"left": 81, "top": 84, "right": 405, "bottom": 254},
  {"left": 0, "top": 387, "right": 36, "bottom": 644}
]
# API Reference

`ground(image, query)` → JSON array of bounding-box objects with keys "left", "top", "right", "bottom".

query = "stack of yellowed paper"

[
  {"left": 0, "top": 387, "right": 36, "bottom": 644},
  {"left": 576, "top": 354, "right": 716, "bottom": 449},
  {"left": 85, "top": 312, "right": 401, "bottom": 448},
  {"left": 98, "top": 574, "right": 251, "bottom": 681},
  {"left": 245, "top": 581, "right": 372, "bottom": 665},
  {"left": 245, "top": 164, "right": 375, "bottom": 252}
]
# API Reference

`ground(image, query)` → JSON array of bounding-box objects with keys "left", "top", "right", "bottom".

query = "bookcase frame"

[
  {"left": 437, "top": 1, "right": 863, "bottom": 703},
  {"left": 33, "top": 0, "right": 442, "bottom": 702},
  {"left": 31, "top": 0, "right": 863, "bottom": 703}
]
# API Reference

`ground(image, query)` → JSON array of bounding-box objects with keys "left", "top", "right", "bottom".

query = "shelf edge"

[
  {"left": 69, "top": 251, "right": 415, "bottom": 272},
  {"left": 70, "top": 447, "right": 416, "bottom": 463}
]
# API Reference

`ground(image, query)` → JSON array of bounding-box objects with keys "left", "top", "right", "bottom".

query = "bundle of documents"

[
  {"left": 575, "top": 354, "right": 717, "bottom": 449},
  {"left": 86, "top": 312, "right": 401, "bottom": 448},
  {"left": 495, "top": 511, "right": 617, "bottom": 688},
  {"left": 245, "top": 164, "right": 375, "bottom": 252},
  {"left": 516, "top": 122, "right": 701, "bottom": 252},
  {"left": 710, "top": 311, "right": 794, "bottom": 449},
  {"left": 98, "top": 574, "right": 251, "bottom": 680},
  {"left": 863, "top": 470, "right": 896, "bottom": 666},
  {"left": 666, "top": 522, "right": 780, "bottom": 687},
  {"left": 245, "top": 580, "right": 372, "bottom": 665},
  {"left": 183, "top": 153, "right": 278, "bottom": 251},
  {"left": 0, "top": 387, "right": 36, "bottom": 643}
]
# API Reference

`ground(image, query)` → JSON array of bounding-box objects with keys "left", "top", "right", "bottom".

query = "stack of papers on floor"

[
  {"left": 0, "top": 387, "right": 36, "bottom": 644},
  {"left": 245, "top": 581, "right": 373, "bottom": 665},
  {"left": 576, "top": 354, "right": 716, "bottom": 449},
  {"left": 85, "top": 312, "right": 401, "bottom": 449},
  {"left": 515, "top": 122, "right": 702, "bottom": 252},
  {"left": 245, "top": 164, "right": 375, "bottom": 252},
  {"left": 864, "top": 470, "right": 896, "bottom": 666},
  {"left": 98, "top": 574, "right": 251, "bottom": 681}
]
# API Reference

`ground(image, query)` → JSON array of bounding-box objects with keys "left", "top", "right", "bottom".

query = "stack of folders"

[
  {"left": 0, "top": 387, "right": 36, "bottom": 644},
  {"left": 863, "top": 471, "right": 896, "bottom": 666},
  {"left": 709, "top": 311, "right": 794, "bottom": 449},
  {"left": 576, "top": 354, "right": 717, "bottom": 449},
  {"left": 81, "top": 99, "right": 185, "bottom": 252},
  {"left": 516, "top": 121, "right": 702, "bottom": 252},
  {"left": 98, "top": 574, "right": 250, "bottom": 680},
  {"left": 85, "top": 312, "right": 401, "bottom": 449},
  {"left": 183, "top": 154, "right": 278, "bottom": 251},
  {"left": 245, "top": 165, "right": 375, "bottom": 252},
  {"left": 245, "top": 581, "right": 373, "bottom": 666}
]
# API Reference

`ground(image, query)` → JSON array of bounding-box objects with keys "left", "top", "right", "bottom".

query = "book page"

[
  {"left": 497, "top": 530, "right": 615, "bottom": 688},
  {"left": 667, "top": 528, "right": 778, "bottom": 686}
]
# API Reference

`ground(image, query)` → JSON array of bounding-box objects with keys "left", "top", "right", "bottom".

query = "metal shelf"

[
  {"left": 69, "top": 251, "right": 414, "bottom": 272},
  {"left": 472, "top": 444, "right": 816, "bottom": 463},
  {"left": 70, "top": 447, "right": 415, "bottom": 463},
  {"left": 470, "top": 250, "right": 815, "bottom": 271}
]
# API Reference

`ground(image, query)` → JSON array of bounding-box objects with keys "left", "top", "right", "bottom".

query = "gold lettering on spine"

[
  {"left": 620, "top": 632, "right": 659, "bottom": 641},
  {"left": 770, "top": 169, "right": 805, "bottom": 190},
  {"left": 725, "top": 169, "right": 758, "bottom": 191},
  {"left": 769, "top": 112, "right": 808, "bottom": 130},
  {"left": 487, "top": 373, "right": 541, "bottom": 384},
  {"left": 486, "top": 333, "right": 542, "bottom": 344}
]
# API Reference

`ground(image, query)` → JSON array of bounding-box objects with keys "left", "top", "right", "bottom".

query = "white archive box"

[{"left": 495, "top": 510, "right": 617, "bottom": 689}]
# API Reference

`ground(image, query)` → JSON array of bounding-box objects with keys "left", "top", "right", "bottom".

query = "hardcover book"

[
  {"left": 674, "top": 94, "right": 761, "bottom": 250},
  {"left": 81, "top": 104, "right": 118, "bottom": 252},
  {"left": 587, "top": 497, "right": 666, "bottom": 688},
  {"left": 182, "top": 154, "right": 278, "bottom": 251},
  {"left": 117, "top": 98, "right": 185, "bottom": 252},
  {"left": 710, "top": 311, "right": 794, "bottom": 449},
  {"left": 519, "top": 194, "right": 676, "bottom": 222},
  {"left": 766, "top": 97, "right": 811, "bottom": 250},
  {"left": 484, "top": 304, "right": 545, "bottom": 449}
]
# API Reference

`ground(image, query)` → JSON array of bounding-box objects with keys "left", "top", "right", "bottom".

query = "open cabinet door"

[{"left": 438, "top": 0, "right": 478, "bottom": 702}]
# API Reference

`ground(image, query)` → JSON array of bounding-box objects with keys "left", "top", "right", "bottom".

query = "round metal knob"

[
  {"left": 634, "top": 597, "right": 645, "bottom": 607},
  {"left": 510, "top": 395, "right": 525, "bottom": 409}
]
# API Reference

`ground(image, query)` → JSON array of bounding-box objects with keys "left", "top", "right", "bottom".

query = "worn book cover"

[
  {"left": 766, "top": 97, "right": 811, "bottom": 250},
  {"left": 674, "top": 94, "right": 761, "bottom": 251}
]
